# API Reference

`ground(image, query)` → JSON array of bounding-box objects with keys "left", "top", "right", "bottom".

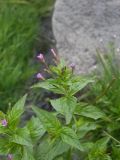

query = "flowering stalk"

[
  {"left": 37, "top": 53, "right": 51, "bottom": 73},
  {"left": 51, "top": 48, "right": 60, "bottom": 63},
  {"left": 70, "top": 63, "right": 75, "bottom": 73}
]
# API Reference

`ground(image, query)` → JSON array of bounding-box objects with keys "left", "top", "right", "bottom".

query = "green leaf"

[
  {"left": 36, "top": 139, "right": 69, "bottom": 160},
  {"left": 55, "top": 157, "right": 64, "bottom": 160},
  {"left": 22, "top": 146, "right": 35, "bottom": 160},
  {"left": 69, "top": 76, "right": 94, "bottom": 95},
  {"left": 61, "top": 127, "right": 84, "bottom": 151},
  {"left": 0, "top": 138, "right": 10, "bottom": 154},
  {"left": 32, "top": 80, "right": 54, "bottom": 90},
  {"left": 82, "top": 142, "right": 94, "bottom": 151},
  {"left": 88, "top": 137, "right": 110, "bottom": 160},
  {"left": 0, "top": 111, "right": 5, "bottom": 118},
  {"left": 76, "top": 121, "right": 98, "bottom": 138},
  {"left": 112, "top": 146, "right": 120, "bottom": 159},
  {"left": 75, "top": 103, "right": 105, "bottom": 120},
  {"left": 50, "top": 59, "right": 66, "bottom": 75},
  {"left": 10, "top": 127, "right": 32, "bottom": 147},
  {"left": 27, "top": 116, "right": 46, "bottom": 142},
  {"left": 51, "top": 96, "right": 77, "bottom": 124},
  {"left": 32, "top": 79, "right": 66, "bottom": 94},
  {"left": 7, "top": 94, "right": 27, "bottom": 128},
  {"left": 0, "top": 125, "right": 8, "bottom": 134},
  {"left": 32, "top": 106, "right": 61, "bottom": 135}
]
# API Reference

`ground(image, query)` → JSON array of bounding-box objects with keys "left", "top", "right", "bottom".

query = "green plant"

[
  {"left": 0, "top": 0, "right": 54, "bottom": 111},
  {"left": 87, "top": 43, "right": 120, "bottom": 159},
  {"left": 1, "top": 51, "right": 116, "bottom": 160}
]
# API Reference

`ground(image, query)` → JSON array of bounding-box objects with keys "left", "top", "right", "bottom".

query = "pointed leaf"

[
  {"left": 10, "top": 127, "right": 32, "bottom": 146},
  {"left": 7, "top": 95, "right": 27, "bottom": 128},
  {"left": 75, "top": 103, "right": 105, "bottom": 120},
  {"left": 77, "top": 121, "right": 98, "bottom": 138},
  {"left": 88, "top": 137, "right": 110, "bottom": 160},
  {"left": 51, "top": 96, "right": 77, "bottom": 124},
  {"left": 32, "top": 106, "right": 61, "bottom": 134},
  {"left": 69, "top": 76, "right": 94, "bottom": 95},
  {"left": 32, "top": 79, "right": 66, "bottom": 94},
  {"left": 22, "top": 147, "right": 35, "bottom": 160},
  {"left": 36, "top": 139, "right": 69, "bottom": 160},
  {"left": 0, "top": 138, "right": 10, "bottom": 154},
  {"left": 61, "top": 127, "right": 84, "bottom": 151},
  {"left": 27, "top": 116, "right": 46, "bottom": 142}
]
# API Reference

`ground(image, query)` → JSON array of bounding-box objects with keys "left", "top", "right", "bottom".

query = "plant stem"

[
  {"left": 95, "top": 77, "right": 116, "bottom": 103},
  {"left": 66, "top": 148, "right": 72, "bottom": 160},
  {"left": 104, "top": 131, "right": 120, "bottom": 145}
]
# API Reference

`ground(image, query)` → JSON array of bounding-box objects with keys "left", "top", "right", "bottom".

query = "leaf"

[
  {"left": 55, "top": 157, "right": 64, "bottom": 160},
  {"left": 0, "top": 111, "right": 5, "bottom": 118},
  {"left": 49, "top": 59, "right": 66, "bottom": 75},
  {"left": 0, "top": 125, "right": 8, "bottom": 134},
  {"left": 88, "top": 137, "right": 110, "bottom": 160},
  {"left": 69, "top": 76, "right": 94, "bottom": 95},
  {"left": 82, "top": 142, "right": 94, "bottom": 151},
  {"left": 32, "top": 79, "right": 66, "bottom": 94},
  {"left": 61, "top": 127, "right": 84, "bottom": 151},
  {"left": 22, "top": 146, "right": 35, "bottom": 160},
  {"left": 75, "top": 103, "right": 105, "bottom": 120},
  {"left": 77, "top": 121, "right": 98, "bottom": 138},
  {"left": 32, "top": 106, "right": 61, "bottom": 135},
  {"left": 10, "top": 127, "right": 32, "bottom": 147},
  {"left": 51, "top": 96, "right": 77, "bottom": 124},
  {"left": 36, "top": 139, "right": 69, "bottom": 160},
  {"left": 32, "top": 80, "right": 54, "bottom": 90},
  {"left": 0, "top": 138, "right": 10, "bottom": 154},
  {"left": 112, "top": 147, "right": 120, "bottom": 159},
  {"left": 27, "top": 116, "right": 46, "bottom": 142},
  {"left": 7, "top": 94, "right": 27, "bottom": 128}
]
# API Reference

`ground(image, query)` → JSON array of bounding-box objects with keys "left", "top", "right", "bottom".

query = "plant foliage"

[{"left": 1, "top": 48, "right": 120, "bottom": 159}]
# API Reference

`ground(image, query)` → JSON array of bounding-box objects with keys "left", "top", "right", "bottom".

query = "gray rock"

[{"left": 52, "top": 0, "right": 120, "bottom": 74}]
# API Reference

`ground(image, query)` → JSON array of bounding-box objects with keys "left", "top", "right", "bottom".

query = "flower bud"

[
  {"left": 1, "top": 119, "right": 8, "bottom": 127},
  {"left": 36, "top": 73, "right": 45, "bottom": 80},
  {"left": 51, "top": 49, "right": 57, "bottom": 57},
  {"left": 70, "top": 63, "right": 75, "bottom": 73},
  {"left": 7, "top": 154, "right": 13, "bottom": 160},
  {"left": 37, "top": 53, "right": 45, "bottom": 63},
  {"left": 70, "top": 63, "right": 75, "bottom": 69}
]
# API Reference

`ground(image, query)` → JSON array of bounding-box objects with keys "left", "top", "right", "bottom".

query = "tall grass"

[
  {"left": 88, "top": 43, "right": 120, "bottom": 159},
  {"left": 0, "top": 0, "right": 54, "bottom": 111}
]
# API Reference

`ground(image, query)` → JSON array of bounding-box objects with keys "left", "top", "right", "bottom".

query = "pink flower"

[
  {"left": 1, "top": 119, "right": 8, "bottom": 127},
  {"left": 70, "top": 63, "right": 75, "bottom": 73},
  {"left": 37, "top": 53, "right": 45, "bottom": 63},
  {"left": 36, "top": 73, "right": 45, "bottom": 80},
  {"left": 7, "top": 154, "right": 13, "bottom": 160},
  {"left": 70, "top": 63, "right": 75, "bottom": 69}
]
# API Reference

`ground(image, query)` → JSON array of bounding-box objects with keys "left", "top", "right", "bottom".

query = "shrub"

[{"left": 1, "top": 51, "right": 119, "bottom": 160}]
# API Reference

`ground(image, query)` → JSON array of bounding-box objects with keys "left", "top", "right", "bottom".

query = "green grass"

[
  {"left": 0, "top": 0, "right": 54, "bottom": 111},
  {"left": 87, "top": 43, "right": 120, "bottom": 159}
]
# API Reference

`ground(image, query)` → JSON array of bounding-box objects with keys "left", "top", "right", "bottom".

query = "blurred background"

[{"left": 0, "top": 0, "right": 55, "bottom": 112}]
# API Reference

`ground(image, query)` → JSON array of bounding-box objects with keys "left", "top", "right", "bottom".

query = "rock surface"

[{"left": 52, "top": 0, "right": 120, "bottom": 74}]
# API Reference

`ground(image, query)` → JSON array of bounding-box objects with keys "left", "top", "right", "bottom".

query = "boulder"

[{"left": 52, "top": 0, "right": 120, "bottom": 74}]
